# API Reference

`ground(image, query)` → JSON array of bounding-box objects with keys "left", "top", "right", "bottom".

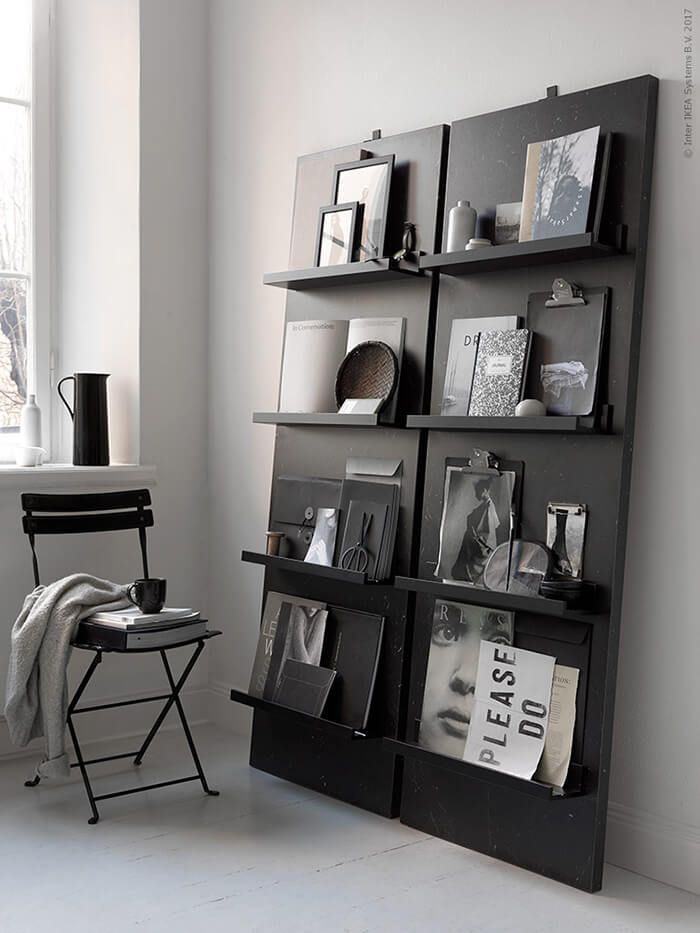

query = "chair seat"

[{"left": 72, "top": 628, "right": 221, "bottom": 654}]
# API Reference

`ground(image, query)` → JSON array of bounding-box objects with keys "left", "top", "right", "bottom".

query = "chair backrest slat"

[
  {"left": 23, "top": 510, "right": 154, "bottom": 536},
  {"left": 20, "top": 488, "right": 153, "bottom": 586},
  {"left": 21, "top": 489, "right": 151, "bottom": 513}
]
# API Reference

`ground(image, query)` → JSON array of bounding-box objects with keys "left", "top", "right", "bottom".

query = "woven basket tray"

[{"left": 335, "top": 340, "right": 399, "bottom": 411}]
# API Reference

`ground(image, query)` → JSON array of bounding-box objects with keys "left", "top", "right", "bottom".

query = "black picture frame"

[
  {"left": 332, "top": 155, "right": 394, "bottom": 260},
  {"left": 314, "top": 201, "right": 361, "bottom": 267}
]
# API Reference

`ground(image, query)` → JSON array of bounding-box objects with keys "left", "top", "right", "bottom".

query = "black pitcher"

[{"left": 57, "top": 373, "right": 110, "bottom": 466}]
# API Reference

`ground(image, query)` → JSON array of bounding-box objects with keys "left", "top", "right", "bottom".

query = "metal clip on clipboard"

[{"left": 545, "top": 278, "right": 586, "bottom": 307}]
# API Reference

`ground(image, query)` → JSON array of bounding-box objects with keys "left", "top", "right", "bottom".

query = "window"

[{"left": 0, "top": 0, "right": 50, "bottom": 459}]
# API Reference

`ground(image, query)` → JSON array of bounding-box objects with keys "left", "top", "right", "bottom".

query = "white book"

[
  {"left": 87, "top": 607, "right": 199, "bottom": 630},
  {"left": 441, "top": 316, "right": 519, "bottom": 416},
  {"left": 346, "top": 317, "right": 406, "bottom": 422},
  {"left": 279, "top": 319, "right": 349, "bottom": 412}
]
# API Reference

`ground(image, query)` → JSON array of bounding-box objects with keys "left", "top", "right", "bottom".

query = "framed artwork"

[
  {"left": 332, "top": 155, "right": 394, "bottom": 260},
  {"left": 315, "top": 201, "right": 361, "bottom": 267}
]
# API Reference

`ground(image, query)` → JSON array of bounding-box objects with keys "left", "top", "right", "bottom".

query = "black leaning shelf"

[
  {"left": 229, "top": 688, "right": 372, "bottom": 740},
  {"left": 383, "top": 738, "right": 584, "bottom": 799},
  {"left": 405, "top": 414, "right": 597, "bottom": 433},
  {"left": 241, "top": 549, "right": 372, "bottom": 585},
  {"left": 263, "top": 257, "right": 422, "bottom": 290},
  {"left": 253, "top": 412, "right": 383, "bottom": 427},
  {"left": 394, "top": 575, "right": 597, "bottom": 618},
  {"left": 420, "top": 233, "right": 616, "bottom": 276}
]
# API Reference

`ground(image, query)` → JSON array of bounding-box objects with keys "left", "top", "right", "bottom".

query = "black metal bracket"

[{"left": 546, "top": 85, "right": 559, "bottom": 98}]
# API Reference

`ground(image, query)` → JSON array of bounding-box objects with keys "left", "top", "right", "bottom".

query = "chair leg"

[
  {"left": 133, "top": 641, "right": 204, "bottom": 767},
  {"left": 66, "top": 651, "right": 103, "bottom": 824},
  {"left": 160, "top": 649, "right": 219, "bottom": 797}
]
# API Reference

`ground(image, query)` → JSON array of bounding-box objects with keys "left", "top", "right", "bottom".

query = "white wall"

[
  {"left": 208, "top": 0, "right": 700, "bottom": 893},
  {"left": 54, "top": 0, "right": 140, "bottom": 466},
  {"left": 0, "top": 0, "right": 211, "bottom": 756}
]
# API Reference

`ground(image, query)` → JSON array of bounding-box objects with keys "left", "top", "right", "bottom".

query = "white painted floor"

[{"left": 1, "top": 725, "right": 699, "bottom": 933}]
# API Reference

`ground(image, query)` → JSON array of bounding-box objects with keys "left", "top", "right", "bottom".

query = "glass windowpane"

[
  {"left": 0, "top": 0, "right": 31, "bottom": 101},
  {"left": 0, "top": 102, "right": 30, "bottom": 273},
  {"left": 0, "top": 276, "right": 27, "bottom": 429}
]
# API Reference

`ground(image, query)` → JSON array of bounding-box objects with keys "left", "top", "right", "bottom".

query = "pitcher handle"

[{"left": 57, "top": 376, "right": 75, "bottom": 420}]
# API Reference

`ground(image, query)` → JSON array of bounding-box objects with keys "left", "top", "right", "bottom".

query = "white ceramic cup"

[{"left": 15, "top": 446, "right": 46, "bottom": 467}]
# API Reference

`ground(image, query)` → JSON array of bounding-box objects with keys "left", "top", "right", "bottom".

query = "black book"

[
  {"left": 321, "top": 607, "right": 384, "bottom": 731},
  {"left": 261, "top": 601, "right": 328, "bottom": 701},
  {"left": 273, "top": 660, "right": 336, "bottom": 716},
  {"left": 77, "top": 619, "right": 207, "bottom": 650},
  {"left": 248, "top": 591, "right": 327, "bottom": 698},
  {"left": 336, "top": 479, "right": 399, "bottom": 581}
]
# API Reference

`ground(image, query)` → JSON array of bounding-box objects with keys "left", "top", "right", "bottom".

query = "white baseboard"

[
  {"left": 207, "top": 678, "right": 252, "bottom": 737},
  {"left": 607, "top": 801, "right": 700, "bottom": 896}
]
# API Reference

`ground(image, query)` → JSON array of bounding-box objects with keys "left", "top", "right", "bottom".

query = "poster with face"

[{"left": 418, "top": 600, "right": 514, "bottom": 760}]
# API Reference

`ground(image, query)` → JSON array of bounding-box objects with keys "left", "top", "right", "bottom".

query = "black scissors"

[{"left": 340, "top": 511, "right": 373, "bottom": 573}]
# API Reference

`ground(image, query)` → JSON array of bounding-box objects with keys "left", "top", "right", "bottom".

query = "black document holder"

[{"left": 271, "top": 475, "right": 342, "bottom": 560}]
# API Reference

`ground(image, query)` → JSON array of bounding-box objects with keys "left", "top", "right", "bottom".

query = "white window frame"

[{"left": 0, "top": 0, "right": 53, "bottom": 462}]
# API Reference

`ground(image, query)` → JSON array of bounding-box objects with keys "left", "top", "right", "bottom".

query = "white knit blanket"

[{"left": 4, "top": 574, "right": 129, "bottom": 778}]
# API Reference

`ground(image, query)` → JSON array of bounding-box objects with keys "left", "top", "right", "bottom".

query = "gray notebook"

[{"left": 468, "top": 329, "right": 531, "bottom": 417}]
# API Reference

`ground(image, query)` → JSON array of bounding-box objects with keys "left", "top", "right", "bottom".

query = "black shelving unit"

[
  {"left": 237, "top": 76, "right": 657, "bottom": 892},
  {"left": 394, "top": 575, "right": 596, "bottom": 618},
  {"left": 241, "top": 549, "right": 371, "bottom": 586},
  {"left": 238, "top": 125, "right": 450, "bottom": 819},
  {"left": 394, "top": 75, "right": 657, "bottom": 893},
  {"left": 253, "top": 412, "right": 383, "bottom": 427},
  {"left": 229, "top": 688, "right": 373, "bottom": 740},
  {"left": 263, "top": 257, "right": 422, "bottom": 290},
  {"left": 405, "top": 414, "right": 596, "bottom": 433},
  {"left": 383, "top": 738, "right": 585, "bottom": 799},
  {"left": 420, "top": 233, "right": 616, "bottom": 276}
]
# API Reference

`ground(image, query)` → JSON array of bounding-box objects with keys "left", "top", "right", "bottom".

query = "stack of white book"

[{"left": 77, "top": 608, "right": 206, "bottom": 649}]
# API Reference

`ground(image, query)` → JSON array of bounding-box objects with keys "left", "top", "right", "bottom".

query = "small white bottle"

[
  {"left": 446, "top": 200, "right": 477, "bottom": 252},
  {"left": 20, "top": 394, "right": 42, "bottom": 448}
]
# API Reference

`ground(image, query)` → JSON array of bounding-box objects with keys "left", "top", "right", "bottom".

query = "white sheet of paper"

[
  {"left": 536, "top": 664, "right": 579, "bottom": 789},
  {"left": 464, "top": 641, "right": 555, "bottom": 781},
  {"left": 338, "top": 398, "right": 383, "bottom": 414}
]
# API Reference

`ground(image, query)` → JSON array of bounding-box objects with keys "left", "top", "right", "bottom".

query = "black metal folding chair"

[{"left": 20, "top": 488, "right": 220, "bottom": 824}]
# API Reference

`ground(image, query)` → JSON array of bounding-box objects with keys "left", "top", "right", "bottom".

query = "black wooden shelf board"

[
  {"left": 420, "top": 234, "right": 616, "bottom": 276},
  {"left": 230, "top": 688, "right": 371, "bottom": 740},
  {"left": 383, "top": 738, "right": 583, "bottom": 799},
  {"left": 241, "top": 549, "right": 370, "bottom": 585},
  {"left": 405, "top": 415, "right": 596, "bottom": 433},
  {"left": 253, "top": 412, "right": 382, "bottom": 427},
  {"left": 263, "top": 257, "right": 423, "bottom": 290},
  {"left": 394, "top": 575, "right": 598, "bottom": 619}
]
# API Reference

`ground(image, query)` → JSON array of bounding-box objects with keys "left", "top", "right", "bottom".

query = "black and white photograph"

[
  {"left": 435, "top": 463, "right": 516, "bottom": 585},
  {"left": 418, "top": 600, "right": 514, "bottom": 760},
  {"left": 494, "top": 201, "right": 522, "bottom": 244},
  {"left": 315, "top": 201, "right": 360, "bottom": 266},
  {"left": 519, "top": 126, "right": 600, "bottom": 240},
  {"left": 332, "top": 155, "right": 394, "bottom": 260},
  {"left": 547, "top": 502, "right": 588, "bottom": 579}
]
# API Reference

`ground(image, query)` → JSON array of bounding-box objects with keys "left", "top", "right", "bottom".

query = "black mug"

[{"left": 127, "top": 578, "right": 167, "bottom": 614}]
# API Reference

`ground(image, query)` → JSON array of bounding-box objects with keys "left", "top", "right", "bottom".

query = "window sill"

[{"left": 0, "top": 463, "right": 157, "bottom": 490}]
